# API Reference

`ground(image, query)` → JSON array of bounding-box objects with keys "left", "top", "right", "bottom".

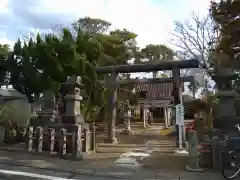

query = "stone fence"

[
  {"left": 26, "top": 124, "right": 96, "bottom": 160},
  {"left": 198, "top": 129, "right": 238, "bottom": 170},
  {"left": 198, "top": 135, "right": 224, "bottom": 170}
]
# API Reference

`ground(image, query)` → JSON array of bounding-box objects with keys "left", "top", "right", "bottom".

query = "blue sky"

[{"left": 1, "top": 0, "right": 211, "bottom": 47}]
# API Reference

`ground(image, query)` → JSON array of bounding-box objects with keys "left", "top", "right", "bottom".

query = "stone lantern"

[
  {"left": 60, "top": 76, "right": 85, "bottom": 126},
  {"left": 212, "top": 68, "right": 239, "bottom": 132},
  {"left": 121, "top": 100, "right": 134, "bottom": 135}
]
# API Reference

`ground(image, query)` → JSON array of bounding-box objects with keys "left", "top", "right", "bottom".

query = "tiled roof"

[
  {"left": 136, "top": 83, "right": 173, "bottom": 99},
  {"left": 0, "top": 89, "right": 26, "bottom": 100}
]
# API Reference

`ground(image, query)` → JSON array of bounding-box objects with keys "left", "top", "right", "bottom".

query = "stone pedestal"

[
  {"left": 62, "top": 94, "right": 84, "bottom": 125},
  {"left": 214, "top": 90, "right": 239, "bottom": 133}
]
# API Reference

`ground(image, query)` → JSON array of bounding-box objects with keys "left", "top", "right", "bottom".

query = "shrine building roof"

[{"left": 136, "top": 83, "right": 173, "bottom": 100}]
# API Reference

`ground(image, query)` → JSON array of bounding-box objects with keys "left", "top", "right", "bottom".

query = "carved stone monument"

[
  {"left": 29, "top": 90, "right": 58, "bottom": 127},
  {"left": 186, "top": 130, "right": 203, "bottom": 172}
]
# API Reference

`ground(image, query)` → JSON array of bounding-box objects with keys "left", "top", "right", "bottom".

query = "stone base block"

[
  {"left": 104, "top": 137, "right": 118, "bottom": 144},
  {"left": 120, "top": 129, "right": 135, "bottom": 135},
  {"left": 61, "top": 115, "right": 84, "bottom": 125}
]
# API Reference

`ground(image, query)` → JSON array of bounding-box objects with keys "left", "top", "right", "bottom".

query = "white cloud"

[
  {"left": 1, "top": 0, "right": 211, "bottom": 48},
  {"left": 0, "top": 38, "right": 12, "bottom": 46},
  {"left": 0, "top": 0, "right": 8, "bottom": 14}
]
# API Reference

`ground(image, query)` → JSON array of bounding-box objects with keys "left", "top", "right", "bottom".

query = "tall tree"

[
  {"left": 72, "top": 17, "right": 111, "bottom": 34},
  {"left": 211, "top": 0, "right": 240, "bottom": 68},
  {"left": 140, "top": 44, "right": 174, "bottom": 78},
  {"left": 72, "top": 18, "right": 139, "bottom": 123},
  {"left": 72, "top": 18, "right": 137, "bottom": 66},
  {"left": 7, "top": 28, "right": 102, "bottom": 104},
  {"left": 211, "top": 0, "right": 240, "bottom": 91},
  {"left": 0, "top": 44, "right": 10, "bottom": 84},
  {"left": 8, "top": 39, "right": 44, "bottom": 102}
]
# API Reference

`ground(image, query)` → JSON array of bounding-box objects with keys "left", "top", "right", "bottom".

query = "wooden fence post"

[
  {"left": 59, "top": 128, "right": 67, "bottom": 157},
  {"left": 48, "top": 128, "right": 55, "bottom": 155},
  {"left": 72, "top": 125, "right": 82, "bottom": 159},
  {"left": 36, "top": 127, "right": 43, "bottom": 153},
  {"left": 27, "top": 126, "right": 33, "bottom": 152}
]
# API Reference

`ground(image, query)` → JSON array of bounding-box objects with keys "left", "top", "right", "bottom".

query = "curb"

[
  {"left": 0, "top": 160, "right": 132, "bottom": 179},
  {"left": 0, "top": 149, "right": 138, "bottom": 179}
]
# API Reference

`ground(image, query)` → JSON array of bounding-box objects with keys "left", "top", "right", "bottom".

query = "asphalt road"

[
  {"left": 0, "top": 164, "right": 118, "bottom": 180},
  {"left": 0, "top": 162, "right": 227, "bottom": 180},
  {"left": 0, "top": 169, "right": 118, "bottom": 180}
]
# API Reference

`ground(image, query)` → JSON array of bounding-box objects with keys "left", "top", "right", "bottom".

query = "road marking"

[
  {"left": 0, "top": 169, "right": 76, "bottom": 180},
  {"left": 114, "top": 140, "right": 155, "bottom": 168}
]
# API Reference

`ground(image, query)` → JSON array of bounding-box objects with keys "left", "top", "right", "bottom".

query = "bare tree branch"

[
  {"left": 169, "top": 12, "right": 221, "bottom": 93},
  {"left": 169, "top": 11, "right": 220, "bottom": 70}
]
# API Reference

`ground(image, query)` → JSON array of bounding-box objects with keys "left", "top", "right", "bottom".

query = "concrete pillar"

[
  {"left": 143, "top": 107, "right": 147, "bottom": 128},
  {"left": 125, "top": 110, "right": 131, "bottom": 131},
  {"left": 164, "top": 107, "right": 168, "bottom": 129},
  {"left": 146, "top": 108, "right": 150, "bottom": 123},
  {"left": 167, "top": 107, "right": 172, "bottom": 127}
]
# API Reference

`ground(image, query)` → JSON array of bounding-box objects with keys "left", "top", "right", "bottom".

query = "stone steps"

[
  {"left": 111, "top": 139, "right": 182, "bottom": 168},
  {"left": 97, "top": 146, "right": 176, "bottom": 153},
  {"left": 114, "top": 148, "right": 188, "bottom": 169},
  {"left": 143, "top": 151, "right": 188, "bottom": 170}
]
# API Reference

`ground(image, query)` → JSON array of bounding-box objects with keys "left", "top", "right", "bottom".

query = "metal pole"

[
  {"left": 179, "top": 85, "right": 183, "bottom": 150},
  {"left": 178, "top": 120, "right": 183, "bottom": 149},
  {"left": 180, "top": 84, "right": 186, "bottom": 144}
]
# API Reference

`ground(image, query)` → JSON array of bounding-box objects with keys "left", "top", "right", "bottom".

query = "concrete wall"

[
  {"left": 0, "top": 99, "right": 31, "bottom": 127},
  {"left": 0, "top": 89, "right": 32, "bottom": 127}
]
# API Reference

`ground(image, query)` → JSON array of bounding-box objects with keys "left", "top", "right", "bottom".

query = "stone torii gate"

[{"left": 95, "top": 59, "right": 199, "bottom": 144}]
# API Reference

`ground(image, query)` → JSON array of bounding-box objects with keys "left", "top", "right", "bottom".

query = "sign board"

[{"left": 175, "top": 104, "right": 184, "bottom": 125}]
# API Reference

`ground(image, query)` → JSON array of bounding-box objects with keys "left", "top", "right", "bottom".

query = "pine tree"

[{"left": 211, "top": 0, "right": 240, "bottom": 67}]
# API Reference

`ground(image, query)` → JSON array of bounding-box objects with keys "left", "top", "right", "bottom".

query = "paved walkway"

[
  {"left": 0, "top": 123, "right": 225, "bottom": 179},
  {"left": 0, "top": 149, "right": 225, "bottom": 179}
]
